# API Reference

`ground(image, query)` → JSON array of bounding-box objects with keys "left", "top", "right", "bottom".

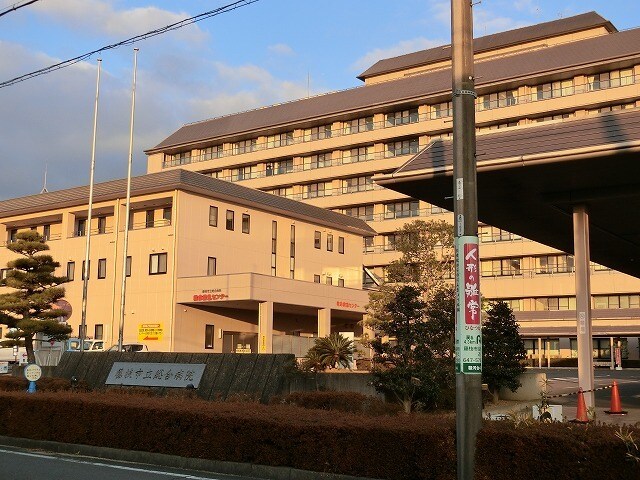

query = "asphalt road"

[
  {"left": 0, "top": 446, "right": 261, "bottom": 480},
  {"left": 543, "top": 368, "right": 640, "bottom": 409}
]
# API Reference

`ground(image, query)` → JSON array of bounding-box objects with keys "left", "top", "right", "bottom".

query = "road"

[
  {"left": 0, "top": 446, "right": 261, "bottom": 480},
  {"left": 542, "top": 368, "right": 640, "bottom": 409}
]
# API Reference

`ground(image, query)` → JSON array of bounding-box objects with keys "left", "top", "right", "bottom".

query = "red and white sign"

[
  {"left": 193, "top": 293, "right": 228, "bottom": 302},
  {"left": 463, "top": 243, "right": 480, "bottom": 325}
]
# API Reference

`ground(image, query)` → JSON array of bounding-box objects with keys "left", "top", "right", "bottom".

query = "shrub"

[{"left": 273, "top": 390, "right": 402, "bottom": 416}]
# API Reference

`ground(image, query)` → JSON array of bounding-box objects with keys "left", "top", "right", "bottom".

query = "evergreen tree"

[
  {"left": 370, "top": 286, "right": 454, "bottom": 413},
  {"left": 0, "top": 231, "right": 72, "bottom": 363},
  {"left": 482, "top": 301, "right": 527, "bottom": 402}
]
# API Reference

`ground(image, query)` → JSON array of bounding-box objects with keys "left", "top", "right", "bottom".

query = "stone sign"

[{"left": 105, "top": 362, "right": 206, "bottom": 388}]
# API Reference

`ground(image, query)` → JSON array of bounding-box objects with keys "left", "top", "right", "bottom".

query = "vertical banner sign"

[{"left": 455, "top": 236, "right": 482, "bottom": 374}]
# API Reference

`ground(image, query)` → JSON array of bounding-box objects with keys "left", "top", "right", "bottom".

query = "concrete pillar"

[
  {"left": 318, "top": 308, "right": 331, "bottom": 338},
  {"left": 537, "top": 337, "right": 542, "bottom": 368},
  {"left": 610, "top": 337, "right": 615, "bottom": 370},
  {"left": 573, "top": 205, "right": 595, "bottom": 408},
  {"left": 258, "top": 301, "right": 273, "bottom": 354}
]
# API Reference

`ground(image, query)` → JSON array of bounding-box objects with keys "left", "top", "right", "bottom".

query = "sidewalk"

[{"left": 483, "top": 400, "right": 640, "bottom": 426}]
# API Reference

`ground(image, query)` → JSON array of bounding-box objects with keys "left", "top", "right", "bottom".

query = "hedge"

[{"left": 0, "top": 388, "right": 637, "bottom": 479}]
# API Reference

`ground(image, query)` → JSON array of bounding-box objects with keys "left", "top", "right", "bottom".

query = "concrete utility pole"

[{"left": 451, "top": 1, "right": 482, "bottom": 479}]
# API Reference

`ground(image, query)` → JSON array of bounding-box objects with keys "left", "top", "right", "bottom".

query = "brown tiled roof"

[
  {"left": 148, "top": 18, "right": 636, "bottom": 153},
  {"left": 357, "top": 12, "right": 615, "bottom": 80},
  {"left": 0, "top": 170, "right": 376, "bottom": 236},
  {"left": 392, "top": 108, "right": 640, "bottom": 175}
]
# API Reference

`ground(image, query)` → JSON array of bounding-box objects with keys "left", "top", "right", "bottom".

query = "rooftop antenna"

[{"left": 40, "top": 163, "right": 49, "bottom": 194}]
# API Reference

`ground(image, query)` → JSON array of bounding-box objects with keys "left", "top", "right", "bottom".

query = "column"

[
  {"left": 537, "top": 337, "right": 542, "bottom": 369},
  {"left": 318, "top": 308, "right": 331, "bottom": 338},
  {"left": 573, "top": 205, "right": 595, "bottom": 408},
  {"left": 258, "top": 301, "right": 273, "bottom": 354}
]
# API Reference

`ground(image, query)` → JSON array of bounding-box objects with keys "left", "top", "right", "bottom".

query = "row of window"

[
  {"left": 208, "top": 206, "right": 250, "bottom": 233},
  {"left": 523, "top": 338, "right": 630, "bottom": 361},
  {"left": 314, "top": 231, "right": 345, "bottom": 254},
  {"left": 496, "top": 294, "right": 640, "bottom": 311},
  {"left": 313, "top": 274, "right": 345, "bottom": 286},
  {"left": 62, "top": 253, "right": 167, "bottom": 280}
]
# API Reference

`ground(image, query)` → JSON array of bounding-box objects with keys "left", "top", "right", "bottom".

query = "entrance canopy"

[{"left": 375, "top": 109, "right": 640, "bottom": 279}]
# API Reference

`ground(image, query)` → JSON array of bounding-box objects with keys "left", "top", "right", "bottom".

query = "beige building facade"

[
  {"left": 145, "top": 12, "right": 640, "bottom": 362},
  {"left": 0, "top": 170, "right": 373, "bottom": 354}
]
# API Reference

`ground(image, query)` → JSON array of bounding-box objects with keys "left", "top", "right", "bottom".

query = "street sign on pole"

[{"left": 455, "top": 237, "right": 482, "bottom": 374}]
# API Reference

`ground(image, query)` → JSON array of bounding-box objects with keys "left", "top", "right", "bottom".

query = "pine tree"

[
  {"left": 482, "top": 301, "right": 526, "bottom": 402},
  {"left": 0, "top": 231, "right": 72, "bottom": 363},
  {"left": 370, "top": 286, "right": 454, "bottom": 413}
]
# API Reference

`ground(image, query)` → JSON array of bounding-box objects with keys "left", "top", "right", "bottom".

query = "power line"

[
  {"left": 0, "top": 0, "right": 259, "bottom": 89},
  {"left": 0, "top": 0, "right": 40, "bottom": 19}
]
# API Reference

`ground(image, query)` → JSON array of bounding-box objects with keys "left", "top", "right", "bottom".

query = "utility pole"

[{"left": 451, "top": 1, "right": 482, "bottom": 479}]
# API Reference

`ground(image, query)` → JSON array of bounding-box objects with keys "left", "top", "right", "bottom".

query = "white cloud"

[
  {"left": 32, "top": 0, "right": 206, "bottom": 42},
  {"left": 352, "top": 38, "right": 446, "bottom": 73},
  {"left": 268, "top": 43, "right": 294, "bottom": 56}
]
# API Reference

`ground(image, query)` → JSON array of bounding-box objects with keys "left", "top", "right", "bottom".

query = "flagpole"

[
  {"left": 118, "top": 48, "right": 139, "bottom": 351},
  {"left": 80, "top": 58, "right": 102, "bottom": 349}
]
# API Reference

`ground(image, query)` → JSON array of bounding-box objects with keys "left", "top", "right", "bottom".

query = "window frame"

[
  {"left": 226, "top": 210, "right": 234, "bottom": 231},
  {"left": 242, "top": 213, "right": 250, "bottom": 234},
  {"left": 207, "top": 257, "right": 217, "bottom": 276},
  {"left": 209, "top": 206, "right": 218, "bottom": 227},
  {"left": 97, "top": 258, "right": 107, "bottom": 279},
  {"left": 149, "top": 253, "right": 168, "bottom": 275}
]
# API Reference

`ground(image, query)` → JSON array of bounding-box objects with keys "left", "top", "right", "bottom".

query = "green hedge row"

[{"left": 0, "top": 389, "right": 637, "bottom": 479}]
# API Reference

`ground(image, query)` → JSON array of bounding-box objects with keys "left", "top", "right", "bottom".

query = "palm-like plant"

[{"left": 305, "top": 333, "right": 356, "bottom": 370}]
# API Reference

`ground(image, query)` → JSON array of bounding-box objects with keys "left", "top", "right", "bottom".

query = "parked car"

[
  {"left": 107, "top": 343, "right": 149, "bottom": 352},
  {"left": 66, "top": 338, "right": 105, "bottom": 352}
]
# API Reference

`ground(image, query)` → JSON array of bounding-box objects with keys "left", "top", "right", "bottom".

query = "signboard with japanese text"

[
  {"left": 105, "top": 362, "right": 206, "bottom": 388},
  {"left": 138, "top": 323, "right": 164, "bottom": 342},
  {"left": 455, "top": 236, "right": 482, "bottom": 374}
]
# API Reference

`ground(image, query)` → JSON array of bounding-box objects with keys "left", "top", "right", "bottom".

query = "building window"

[
  {"left": 314, "top": 231, "right": 321, "bottom": 249},
  {"left": 338, "top": 237, "right": 345, "bottom": 254},
  {"left": 385, "top": 138, "right": 419, "bottom": 157},
  {"left": 326, "top": 276, "right": 333, "bottom": 285},
  {"left": 303, "top": 153, "right": 331, "bottom": 170},
  {"left": 593, "top": 294, "right": 640, "bottom": 309},
  {"left": 162, "top": 207, "right": 172, "bottom": 223},
  {"left": 271, "top": 221, "right": 277, "bottom": 277},
  {"left": 231, "top": 165, "right": 256, "bottom": 181},
  {"left": 149, "top": 253, "right": 168, "bottom": 275},
  {"left": 226, "top": 210, "right": 234, "bottom": 231},
  {"left": 386, "top": 108, "right": 419, "bottom": 126},
  {"left": 232, "top": 138, "right": 257, "bottom": 154},
  {"left": 343, "top": 204, "right": 374, "bottom": 221},
  {"left": 481, "top": 258, "right": 521, "bottom": 277},
  {"left": 536, "top": 255, "right": 574, "bottom": 274},
  {"left": 66, "top": 262, "right": 75, "bottom": 281},
  {"left": 290, "top": 225, "right": 295, "bottom": 279},
  {"left": 383, "top": 234, "right": 398, "bottom": 251},
  {"left": 94, "top": 324, "right": 104, "bottom": 340},
  {"left": 302, "top": 124, "right": 332, "bottom": 141},
  {"left": 97, "top": 258, "right": 107, "bottom": 279},
  {"left": 363, "top": 236, "right": 374, "bottom": 253},
  {"left": 242, "top": 214, "right": 250, "bottom": 234},
  {"left": 535, "top": 297, "right": 576, "bottom": 311},
  {"left": 342, "top": 176, "right": 373, "bottom": 194},
  {"left": 327, "top": 234, "right": 333, "bottom": 252},
  {"left": 42, "top": 224, "right": 51, "bottom": 241},
  {"left": 304, "top": 181, "right": 331, "bottom": 198},
  {"left": 96, "top": 217, "right": 106, "bottom": 234},
  {"left": 385, "top": 200, "right": 419, "bottom": 219},
  {"left": 202, "top": 145, "right": 223, "bottom": 160},
  {"left": 81, "top": 260, "right": 90, "bottom": 280},
  {"left": 344, "top": 116, "right": 374, "bottom": 134},
  {"left": 167, "top": 151, "right": 191, "bottom": 166},
  {"left": 432, "top": 101, "right": 452, "bottom": 119},
  {"left": 126, "top": 256, "right": 132, "bottom": 277},
  {"left": 145, "top": 210, "right": 155, "bottom": 228},
  {"left": 209, "top": 206, "right": 218, "bottom": 227},
  {"left": 266, "top": 132, "right": 294, "bottom": 148},
  {"left": 338, "top": 278, "right": 345, "bottom": 287},
  {"left": 342, "top": 145, "right": 374, "bottom": 164},
  {"left": 266, "top": 158, "right": 294, "bottom": 176},
  {"left": 205, "top": 324, "right": 215, "bottom": 349},
  {"left": 314, "top": 274, "right": 321, "bottom": 283},
  {"left": 207, "top": 257, "right": 217, "bottom": 276},
  {"left": 76, "top": 218, "right": 87, "bottom": 237}
]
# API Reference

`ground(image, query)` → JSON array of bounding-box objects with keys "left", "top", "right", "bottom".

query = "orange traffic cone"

[
  {"left": 605, "top": 380, "right": 627, "bottom": 415},
  {"left": 571, "top": 387, "right": 590, "bottom": 423}
]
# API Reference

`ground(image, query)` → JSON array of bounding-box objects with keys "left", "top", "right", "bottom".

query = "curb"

[{"left": 0, "top": 435, "right": 381, "bottom": 480}]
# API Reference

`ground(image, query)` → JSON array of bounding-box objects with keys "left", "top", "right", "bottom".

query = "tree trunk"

[
  {"left": 402, "top": 398, "right": 412, "bottom": 413},
  {"left": 25, "top": 335, "right": 35, "bottom": 364}
]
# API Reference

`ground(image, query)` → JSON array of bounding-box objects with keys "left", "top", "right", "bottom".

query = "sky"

[{"left": 0, "top": 0, "right": 637, "bottom": 200}]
